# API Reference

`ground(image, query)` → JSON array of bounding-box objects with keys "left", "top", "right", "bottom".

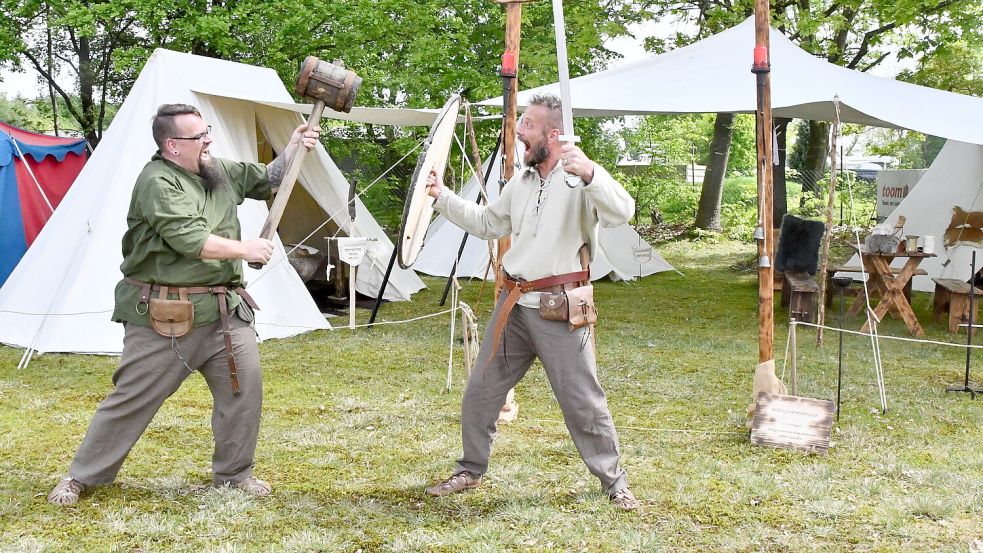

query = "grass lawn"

[{"left": 1, "top": 240, "right": 980, "bottom": 552}]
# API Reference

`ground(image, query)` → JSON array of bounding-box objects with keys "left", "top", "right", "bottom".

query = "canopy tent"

[
  {"left": 0, "top": 48, "right": 427, "bottom": 355},
  {"left": 0, "top": 122, "right": 87, "bottom": 287},
  {"left": 414, "top": 140, "right": 676, "bottom": 281},
  {"left": 842, "top": 140, "right": 983, "bottom": 292},
  {"left": 479, "top": 16, "right": 983, "bottom": 145}
]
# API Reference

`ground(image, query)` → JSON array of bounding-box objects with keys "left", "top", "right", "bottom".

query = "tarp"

[
  {"left": 842, "top": 140, "right": 983, "bottom": 292},
  {"left": 479, "top": 16, "right": 983, "bottom": 146},
  {"left": 0, "top": 122, "right": 87, "bottom": 286},
  {"left": 414, "top": 140, "right": 676, "bottom": 281},
  {"left": 0, "top": 48, "right": 426, "bottom": 355}
]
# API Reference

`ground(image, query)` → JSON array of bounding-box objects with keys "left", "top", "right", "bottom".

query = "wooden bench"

[
  {"left": 781, "top": 271, "right": 820, "bottom": 323},
  {"left": 932, "top": 278, "right": 983, "bottom": 333},
  {"left": 824, "top": 266, "right": 928, "bottom": 308}
]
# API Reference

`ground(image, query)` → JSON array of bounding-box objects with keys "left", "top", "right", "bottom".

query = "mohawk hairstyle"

[{"left": 528, "top": 93, "right": 563, "bottom": 131}]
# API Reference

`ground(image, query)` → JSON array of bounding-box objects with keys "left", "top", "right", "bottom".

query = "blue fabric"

[
  {"left": 0, "top": 158, "right": 27, "bottom": 287},
  {"left": 0, "top": 131, "right": 87, "bottom": 164}
]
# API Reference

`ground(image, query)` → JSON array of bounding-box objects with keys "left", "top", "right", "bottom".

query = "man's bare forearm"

[{"left": 266, "top": 151, "right": 292, "bottom": 194}]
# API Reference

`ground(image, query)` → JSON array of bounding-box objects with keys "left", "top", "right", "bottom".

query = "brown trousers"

[
  {"left": 68, "top": 314, "right": 262, "bottom": 486},
  {"left": 455, "top": 295, "right": 629, "bottom": 495}
]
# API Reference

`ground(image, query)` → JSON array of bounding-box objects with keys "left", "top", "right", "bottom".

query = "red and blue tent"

[{"left": 0, "top": 121, "right": 88, "bottom": 287}]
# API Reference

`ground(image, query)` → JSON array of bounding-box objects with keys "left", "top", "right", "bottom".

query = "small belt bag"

[
  {"left": 148, "top": 286, "right": 194, "bottom": 338},
  {"left": 538, "top": 283, "right": 597, "bottom": 330}
]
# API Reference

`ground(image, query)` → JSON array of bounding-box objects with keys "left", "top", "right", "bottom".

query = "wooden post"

[
  {"left": 494, "top": 0, "right": 528, "bottom": 298},
  {"left": 790, "top": 318, "right": 798, "bottom": 396},
  {"left": 753, "top": 0, "right": 775, "bottom": 363}
]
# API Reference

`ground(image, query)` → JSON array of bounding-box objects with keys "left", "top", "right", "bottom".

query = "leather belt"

[
  {"left": 482, "top": 269, "right": 589, "bottom": 372},
  {"left": 125, "top": 277, "right": 259, "bottom": 396}
]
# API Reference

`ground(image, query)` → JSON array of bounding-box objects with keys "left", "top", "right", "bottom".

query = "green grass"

[{"left": 2, "top": 240, "right": 981, "bottom": 552}]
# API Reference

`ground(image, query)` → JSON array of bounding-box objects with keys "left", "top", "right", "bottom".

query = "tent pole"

[
  {"left": 753, "top": 0, "right": 775, "bottom": 364},
  {"left": 439, "top": 131, "right": 503, "bottom": 306}
]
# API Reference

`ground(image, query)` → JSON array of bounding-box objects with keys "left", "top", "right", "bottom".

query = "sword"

[{"left": 551, "top": 0, "right": 582, "bottom": 188}]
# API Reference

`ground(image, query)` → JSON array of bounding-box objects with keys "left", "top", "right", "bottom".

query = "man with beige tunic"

[
  {"left": 47, "top": 104, "right": 319, "bottom": 506},
  {"left": 423, "top": 94, "right": 640, "bottom": 510}
]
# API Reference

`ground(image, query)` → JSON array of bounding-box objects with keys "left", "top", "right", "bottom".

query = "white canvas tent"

[
  {"left": 479, "top": 16, "right": 983, "bottom": 145},
  {"left": 843, "top": 140, "right": 983, "bottom": 292},
  {"left": 413, "top": 141, "right": 676, "bottom": 281},
  {"left": 0, "top": 48, "right": 426, "bottom": 355}
]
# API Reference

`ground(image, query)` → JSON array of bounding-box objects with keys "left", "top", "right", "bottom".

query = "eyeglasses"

[{"left": 171, "top": 125, "right": 212, "bottom": 141}]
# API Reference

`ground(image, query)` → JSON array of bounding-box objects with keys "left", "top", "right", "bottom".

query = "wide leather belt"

[
  {"left": 125, "top": 277, "right": 259, "bottom": 396},
  {"left": 482, "top": 269, "right": 589, "bottom": 373}
]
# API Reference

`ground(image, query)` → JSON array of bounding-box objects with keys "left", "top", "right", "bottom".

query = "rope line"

[{"left": 793, "top": 320, "right": 983, "bottom": 348}]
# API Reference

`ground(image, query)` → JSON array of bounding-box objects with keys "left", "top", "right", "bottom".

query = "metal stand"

[
  {"left": 832, "top": 275, "right": 854, "bottom": 418},
  {"left": 947, "top": 251, "right": 983, "bottom": 398},
  {"left": 367, "top": 247, "right": 398, "bottom": 328}
]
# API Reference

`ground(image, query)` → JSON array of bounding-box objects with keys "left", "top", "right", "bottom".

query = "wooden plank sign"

[{"left": 750, "top": 393, "right": 834, "bottom": 454}]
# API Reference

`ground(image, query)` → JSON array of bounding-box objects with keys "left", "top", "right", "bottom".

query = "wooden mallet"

[{"left": 249, "top": 56, "right": 362, "bottom": 269}]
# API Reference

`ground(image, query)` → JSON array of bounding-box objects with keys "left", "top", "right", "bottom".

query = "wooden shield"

[{"left": 397, "top": 94, "right": 462, "bottom": 269}]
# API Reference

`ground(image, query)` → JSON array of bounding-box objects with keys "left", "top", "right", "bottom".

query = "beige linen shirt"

[{"left": 433, "top": 161, "right": 635, "bottom": 307}]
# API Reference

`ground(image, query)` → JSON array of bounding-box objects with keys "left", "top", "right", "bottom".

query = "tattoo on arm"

[{"left": 266, "top": 152, "right": 290, "bottom": 193}]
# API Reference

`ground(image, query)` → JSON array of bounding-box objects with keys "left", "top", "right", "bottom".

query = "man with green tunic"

[{"left": 47, "top": 104, "right": 320, "bottom": 506}]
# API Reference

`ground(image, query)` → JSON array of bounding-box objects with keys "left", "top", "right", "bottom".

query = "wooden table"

[{"left": 848, "top": 243, "right": 936, "bottom": 336}]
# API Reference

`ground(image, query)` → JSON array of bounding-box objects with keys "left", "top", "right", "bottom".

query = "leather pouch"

[
  {"left": 148, "top": 286, "right": 193, "bottom": 338},
  {"left": 566, "top": 285, "right": 597, "bottom": 331},
  {"left": 539, "top": 291, "right": 569, "bottom": 321}
]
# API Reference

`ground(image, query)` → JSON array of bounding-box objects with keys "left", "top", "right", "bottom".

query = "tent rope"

[{"left": 8, "top": 136, "right": 55, "bottom": 214}]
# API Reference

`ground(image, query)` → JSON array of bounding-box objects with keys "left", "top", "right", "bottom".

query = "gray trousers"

[
  {"left": 456, "top": 296, "right": 628, "bottom": 495},
  {"left": 69, "top": 314, "right": 262, "bottom": 486}
]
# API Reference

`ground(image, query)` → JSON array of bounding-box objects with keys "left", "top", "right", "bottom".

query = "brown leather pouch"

[
  {"left": 148, "top": 286, "right": 193, "bottom": 338},
  {"left": 539, "top": 291, "right": 569, "bottom": 321},
  {"left": 566, "top": 284, "right": 597, "bottom": 331}
]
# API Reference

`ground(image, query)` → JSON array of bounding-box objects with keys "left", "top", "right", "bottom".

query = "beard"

[
  {"left": 198, "top": 152, "right": 227, "bottom": 190},
  {"left": 522, "top": 132, "right": 550, "bottom": 167}
]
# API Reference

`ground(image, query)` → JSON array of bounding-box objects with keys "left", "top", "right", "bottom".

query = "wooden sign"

[{"left": 750, "top": 393, "right": 834, "bottom": 454}]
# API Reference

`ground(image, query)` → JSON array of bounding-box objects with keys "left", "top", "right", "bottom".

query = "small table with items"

[{"left": 847, "top": 243, "right": 936, "bottom": 337}]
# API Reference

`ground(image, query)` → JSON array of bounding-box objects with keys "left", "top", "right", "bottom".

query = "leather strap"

[
  {"left": 482, "top": 268, "right": 590, "bottom": 373},
  {"left": 126, "top": 277, "right": 259, "bottom": 396}
]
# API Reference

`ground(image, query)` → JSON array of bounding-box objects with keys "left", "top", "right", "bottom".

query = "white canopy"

[
  {"left": 480, "top": 16, "right": 983, "bottom": 145},
  {"left": 843, "top": 140, "right": 983, "bottom": 292},
  {"left": 0, "top": 48, "right": 426, "bottom": 355},
  {"left": 413, "top": 140, "right": 676, "bottom": 281}
]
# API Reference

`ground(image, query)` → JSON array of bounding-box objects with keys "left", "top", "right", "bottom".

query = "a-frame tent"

[
  {"left": 414, "top": 141, "right": 676, "bottom": 281},
  {"left": 479, "top": 16, "right": 983, "bottom": 145},
  {"left": 0, "top": 48, "right": 426, "bottom": 355}
]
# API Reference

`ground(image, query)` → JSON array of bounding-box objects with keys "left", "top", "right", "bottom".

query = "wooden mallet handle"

[{"left": 248, "top": 99, "right": 326, "bottom": 270}]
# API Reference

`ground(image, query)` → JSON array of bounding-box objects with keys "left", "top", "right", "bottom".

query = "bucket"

[
  {"left": 922, "top": 235, "right": 936, "bottom": 254},
  {"left": 295, "top": 57, "right": 362, "bottom": 113}
]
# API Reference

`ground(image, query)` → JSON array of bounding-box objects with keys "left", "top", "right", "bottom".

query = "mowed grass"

[{"left": 1, "top": 240, "right": 981, "bottom": 552}]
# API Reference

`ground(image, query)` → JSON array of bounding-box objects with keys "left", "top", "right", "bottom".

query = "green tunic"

[{"left": 112, "top": 152, "right": 272, "bottom": 327}]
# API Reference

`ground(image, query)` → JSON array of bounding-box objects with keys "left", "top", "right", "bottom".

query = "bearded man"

[
  {"left": 423, "top": 94, "right": 640, "bottom": 510},
  {"left": 47, "top": 103, "right": 319, "bottom": 506}
]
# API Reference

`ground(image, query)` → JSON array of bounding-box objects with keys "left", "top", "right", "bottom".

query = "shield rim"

[{"left": 396, "top": 94, "right": 462, "bottom": 269}]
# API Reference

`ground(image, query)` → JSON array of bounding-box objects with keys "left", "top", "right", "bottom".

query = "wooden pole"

[
  {"left": 494, "top": 0, "right": 525, "bottom": 299},
  {"left": 753, "top": 1, "right": 775, "bottom": 363},
  {"left": 816, "top": 97, "right": 841, "bottom": 345},
  {"left": 790, "top": 318, "right": 798, "bottom": 396}
]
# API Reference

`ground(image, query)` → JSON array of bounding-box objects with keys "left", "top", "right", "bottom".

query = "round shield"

[{"left": 397, "top": 94, "right": 462, "bottom": 269}]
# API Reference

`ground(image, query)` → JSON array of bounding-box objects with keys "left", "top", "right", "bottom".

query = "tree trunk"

[
  {"left": 695, "top": 112, "right": 735, "bottom": 231},
  {"left": 773, "top": 118, "right": 790, "bottom": 227},
  {"left": 78, "top": 36, "right": 98, "bottom": 147},
  {"left": 800, "top": 120, "right": 829, "bottom": 206}
]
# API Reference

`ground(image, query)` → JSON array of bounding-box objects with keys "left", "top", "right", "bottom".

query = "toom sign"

[{"left": 876, "top": 169, "right": 927, "bottom": 220}]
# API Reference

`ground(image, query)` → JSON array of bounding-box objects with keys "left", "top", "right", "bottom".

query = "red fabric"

[
  {"left": 13, "top": 149, "right": 86, "bottom": 245},
  {"left": 0, "top": 121, "right": 81, "bottom": 147}
]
